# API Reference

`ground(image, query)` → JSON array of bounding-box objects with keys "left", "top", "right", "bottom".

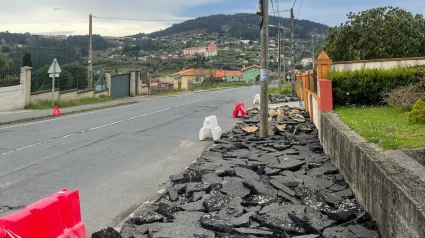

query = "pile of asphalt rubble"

[
  {"left": 269, "top": 94, "right": 298, "bottom": 104},
  {"left": 93, "top": 103, "right": 380, "bottom": 238}
]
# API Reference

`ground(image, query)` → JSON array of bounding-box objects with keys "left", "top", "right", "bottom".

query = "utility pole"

[
  {"left": 278, "top": 25, "right": 282, "bottom": 94},
  {"left": 312, "top": 35, "right": 315, "bottom": 71},
  {"left": 88, "top": 14, "right": 93, "bottom": 89},
  {"left": 259, "top": 0, "right": 269, "bottom": 137},
  {"left": 290, "top": 8, "right": 296, "bottom": 96}
]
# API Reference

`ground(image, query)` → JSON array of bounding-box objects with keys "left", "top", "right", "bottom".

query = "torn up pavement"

[{"left": 92, "top": 105, "right": 380, "bottom": 238}]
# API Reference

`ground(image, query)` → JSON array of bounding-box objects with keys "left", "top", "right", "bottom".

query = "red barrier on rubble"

[
  {"left": 0, "top": 189, "right": 86, "bottom": 238},
  {"left": 232, "top": 102, "right": 246, "bottom": 118}
]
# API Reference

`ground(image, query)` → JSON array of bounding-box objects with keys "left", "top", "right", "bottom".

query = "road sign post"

[{"left": 48, "top": 59, "right": 61, "bottom": 107}]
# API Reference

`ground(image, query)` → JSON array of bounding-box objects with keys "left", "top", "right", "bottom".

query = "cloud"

[{"left": 1, "top": 0, "right": 425, "bottom": 36}]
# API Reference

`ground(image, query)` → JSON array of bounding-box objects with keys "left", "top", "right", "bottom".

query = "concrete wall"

[
  {"left": 77, "top": 90, "right": 95, "bottom": 99},
  {"left": 0, "top": 84, "right": 25, "bottom": 111},
  {"left": 59, "top": 90, "right": 78, "bottom": 101},
  {"left": 30, "top": 90, "right": 59, "bottom": 103},
  {"left": 94, "top": 90, "right": 109, "bottom": 98},
  {"left": 320, "top": 112, "right": 425, "bottom": 238},
  {"left": 332, "top": 57, "right": 425, "bottom": 71},
  {"left": 0, "top": 66, "right": 31, "bottom": 111}
]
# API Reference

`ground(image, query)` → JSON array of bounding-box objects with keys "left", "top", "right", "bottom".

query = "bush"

[
  {"left": 328, "top": 67, "right": 419, "bottom": 105},
  {"left": 385, "top": 83, "right": 425, "bottom": 108},
  {"left": 408, "top": 99, "right": 425, "bottom": 124}
]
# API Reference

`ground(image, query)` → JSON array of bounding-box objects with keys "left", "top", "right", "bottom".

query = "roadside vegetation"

[
  {"left": 268, "top": 84, "right": 292, "bottom": 95},
  {"left": 25, "top": 95, "right": 115, "bottom": 110},
  {"left": 335, "top": 106, "right": 425, "bottom": 150}
]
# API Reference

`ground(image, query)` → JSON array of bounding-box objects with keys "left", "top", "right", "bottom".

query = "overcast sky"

[{"left": 1, "top": 0, "right": 425, "bottom": 36}]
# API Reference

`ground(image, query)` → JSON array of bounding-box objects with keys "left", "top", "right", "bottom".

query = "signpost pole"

[{"left": 52, "top": 61, "right": 56, "bottom": 107}]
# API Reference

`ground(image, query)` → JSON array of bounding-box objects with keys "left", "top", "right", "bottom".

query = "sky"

[{"left": 1, "top": 0, "right": 425, "bottom": 37}]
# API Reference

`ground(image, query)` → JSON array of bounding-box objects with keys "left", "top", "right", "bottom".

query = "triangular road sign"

[
  {"left": 52, "top": 106, "right": 61, "bottom": 116},
  {"left": 48, "top": 58, "right": 62, "bottom": 74}
]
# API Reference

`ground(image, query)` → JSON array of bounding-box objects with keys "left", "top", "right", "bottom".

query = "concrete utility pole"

[
  {"left": 88, "top": 14, "right": 93, "bottom": 89},
  {"left": 259, "top": 0, "right": 269, "bottom": 137},
  {"left": 278, "top": 25, "right": 282, "bottom": 94},
  {"left": 290, "top": 8, "right": 296, "bottom": 96}
]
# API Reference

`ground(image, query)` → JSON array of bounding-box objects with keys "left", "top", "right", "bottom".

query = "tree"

[
  {"left": 0, "top": 53, "right": 13, "bottom": 71},
  {"left": 323, "top": 7, "right": 425, "bottom": 61},
  {"left": 123, "top": 44, "right": 130, "bottom": 54},
  {"left": 36, "top": 65, "right": 75, "bottom": 91},
  {"left": 1, "top": 46, "right": 10, "bottom": 53},
  {"left": 62, "top": 62, "right": 88, "bottom": 90},
  {"left": 22, "top": 53, "right": 32, "bottom": 67}
]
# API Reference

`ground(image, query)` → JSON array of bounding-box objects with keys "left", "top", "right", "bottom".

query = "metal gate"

[{"left": 111, "top": 74, "right": 130, "bottom": 98}]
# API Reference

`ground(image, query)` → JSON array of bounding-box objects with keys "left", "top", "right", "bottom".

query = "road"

[{"left": 0, "top": 86, "right": 258, "bottom": 235}]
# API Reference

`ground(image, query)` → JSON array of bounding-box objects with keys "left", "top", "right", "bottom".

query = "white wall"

[
  {"left": 0, "top": 84, "right": 25, "bottom": 111},
  {"left": 332, "top": 57, "right": 425, "bottom": 71}
]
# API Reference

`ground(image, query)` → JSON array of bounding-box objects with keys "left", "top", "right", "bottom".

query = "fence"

[
  {"left": 31, "top": 70, "right": 91, "bottom": 93},
  {"left": 0, "top": 70, "right": 20, "bottom": 88}
]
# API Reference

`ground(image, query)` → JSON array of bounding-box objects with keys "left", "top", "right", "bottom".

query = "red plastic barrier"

[
  {"left": 232, "top": 102, "right": 246, "bottom": 118},
  {"left": 0, "top": 189, "right": 86, "bottom": 238}
]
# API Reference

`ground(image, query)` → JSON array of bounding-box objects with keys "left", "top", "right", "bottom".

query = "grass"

[
  {"left": 25, "top": 95, "right": 115, "bottom": 110},
  {"left": 335, "top": 106, "right": 425, "bottom": 150},
  {"left": 188, "top": 82, "right": 250, "bottom": 91},
  {"left": 160, "top": 69, "right": 179, "bottom": 75},
  {"left": 269, "top": 84, "right": 292, "bottom": 95}
]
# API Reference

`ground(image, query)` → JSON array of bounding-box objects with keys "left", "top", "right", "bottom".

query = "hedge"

[{"left": 328, "top": 67, "right": 419, "bottom": 105}]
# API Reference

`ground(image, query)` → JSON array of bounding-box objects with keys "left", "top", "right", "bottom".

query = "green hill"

[{"left": 147, "top": 13, "right": 328, "bottom": 40}]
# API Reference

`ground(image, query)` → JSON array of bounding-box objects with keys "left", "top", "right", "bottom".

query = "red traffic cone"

[{"left": 52, "top": 106, "right": 61, "bottom": 116}]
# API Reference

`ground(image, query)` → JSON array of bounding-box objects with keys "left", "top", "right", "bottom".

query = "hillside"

[{"left": 147, "top": 13, "right": 329, "bottom": 40}]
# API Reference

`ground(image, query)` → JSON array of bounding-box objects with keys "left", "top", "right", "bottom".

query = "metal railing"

[{"left": 0, "top": 71, "right": 20, "bottom": 88}]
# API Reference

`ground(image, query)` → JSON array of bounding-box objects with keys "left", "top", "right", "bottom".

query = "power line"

[
  {"left": 292, "top": 0, "right": 297, "bottom": 9},
  {"left": 297, "top": 0, "right": 304, "bottom": 19}
]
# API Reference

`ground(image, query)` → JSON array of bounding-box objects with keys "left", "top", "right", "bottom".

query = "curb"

[{"left": 0, "top": 101, "right": 138, "bottom": 126}]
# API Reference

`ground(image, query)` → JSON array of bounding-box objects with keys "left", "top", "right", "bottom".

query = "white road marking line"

[
  {"left": 0, "top": 98, "right": 205, "bottom": 156},
  {"left": 0, "top": 90, "right": 216, "bottom": 131}
]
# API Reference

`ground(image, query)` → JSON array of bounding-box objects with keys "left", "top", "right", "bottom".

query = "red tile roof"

[{"left": 241, "top": 64, "right": 261, "bottom": 72}]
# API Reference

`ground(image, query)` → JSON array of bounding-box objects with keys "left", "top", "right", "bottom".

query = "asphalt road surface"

[{"left": 0, "top": 86, "right": 258, "bottom": 235}]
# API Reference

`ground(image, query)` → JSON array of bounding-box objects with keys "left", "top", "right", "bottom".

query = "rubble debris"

[{"left": 93, "top": 103, "right": 380, "bottom": 238}]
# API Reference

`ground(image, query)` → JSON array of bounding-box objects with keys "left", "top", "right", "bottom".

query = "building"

[
  {"left": 182, "top": 44, "right": 218, "bottom": 57},
  {"left": 168, "top": 68, "right": 244, "bottom": 90},
  {"left": 301, "top": 58, "right": 313, "bottom": 66},
  {"left": 240, "top": 40, "right": 250, "bottom": 45},
  {"left": 241, "top": 65, "right": 261, "bottom": 83},
  {"left": 167, "top": 69, "right": 213, "bottom": 90}
]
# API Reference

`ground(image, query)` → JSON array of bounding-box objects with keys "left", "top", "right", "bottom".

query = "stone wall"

[
  {"left": 59, "top": 89, "right": 78, "bottom": 101},
  {"left": 30, "top": 89, "right": 59, "bottom": 103},
  {"left": 332, "top": 57, "right": 425, "bottom": 71},
  {"left": 320, "top": 111, "right": 425, "bottom": 238}
]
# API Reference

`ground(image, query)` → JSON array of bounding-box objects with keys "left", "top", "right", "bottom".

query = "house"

[
  {"left": 253, "top": 41, "right": 259, "bottom": 45},
  {"left": 182, "top": 44, "right": 218, "bottom": 57},
  {"left": 241, "top": 65, "right": 261, "bottom": 83},
  {"left": 161, "top": 55, "right": 168, "bottom": 60},
  {"left": 172, "top": 54, "right": 179, "bottom": 58},
  {"left": 17, "top": 44, "right": 23, "bottom": 48},
  {"left": 168, "top": 69, "right": 214, "bottom": 90},
  {"left": 301, "top": 58, "right": 313, "bottom": 66},
  {"left": 243, "top": 60, "right": 249, "bottom": 65},
  {"left": 240, "top": 40, "right": 250, "bottom": 45},
  {"left": 142, "top": 36, "right": 149, "bottom": 40}
]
